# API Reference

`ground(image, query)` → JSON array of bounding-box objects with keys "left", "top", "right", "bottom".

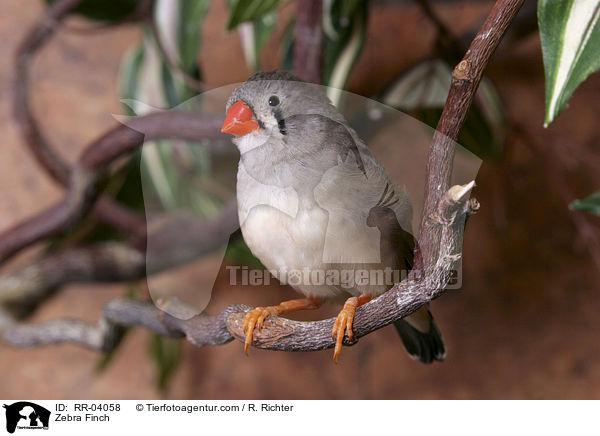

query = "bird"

[{"left": 221, "top": 70, "right": 445, "bottom": 363}]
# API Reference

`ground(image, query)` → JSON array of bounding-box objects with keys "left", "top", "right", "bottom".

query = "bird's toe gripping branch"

[
  {"left": 243, "top": 306, "right": 281, "bottom": 355},
  {"left": 332, "top": 295, "right": 372, "bottom": 363},
  {"left": 240, "top": 298, "right": 322, "bottom": 355}
]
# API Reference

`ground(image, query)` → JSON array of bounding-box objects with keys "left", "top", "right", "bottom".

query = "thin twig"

[{"left": 417, "top": 0, "right": 524, "bottom": 271}]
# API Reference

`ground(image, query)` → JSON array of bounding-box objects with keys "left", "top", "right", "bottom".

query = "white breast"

[{"left": 237, "top": 166, "right": 390, "bottom": 299}]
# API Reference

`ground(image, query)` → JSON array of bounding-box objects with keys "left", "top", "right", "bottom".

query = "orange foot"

[
  {"left": 243, "top": 298, "right": 322, "bottom": 355},
  {"left": 332, "top": 294, "right": 372, "bottom": 363}
]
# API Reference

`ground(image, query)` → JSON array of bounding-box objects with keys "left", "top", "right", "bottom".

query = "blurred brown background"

[{"left": 1, "top": 0, "right": 599, "bottom": 399}]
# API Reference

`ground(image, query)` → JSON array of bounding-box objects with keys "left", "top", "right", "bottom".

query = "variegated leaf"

[{"left": 538, "top": 0, "right": 600, "bottom": 126}]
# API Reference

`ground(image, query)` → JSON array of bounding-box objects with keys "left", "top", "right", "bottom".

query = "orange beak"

[{"left": 221, "top": 101, "right": 260, "bottom": 136}]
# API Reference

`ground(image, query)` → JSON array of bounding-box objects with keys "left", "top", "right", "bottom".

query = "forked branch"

[{"left": 1, "top": 0, "right": 523, "bottom": 354}]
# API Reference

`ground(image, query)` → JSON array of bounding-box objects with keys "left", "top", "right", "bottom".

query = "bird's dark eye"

[{"left": 268, "top": 95, "right": 280, "bottom": 106}]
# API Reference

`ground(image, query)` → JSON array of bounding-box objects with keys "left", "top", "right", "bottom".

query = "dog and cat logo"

[{"left": 2, "top": 402, "right": 50, "bottom": 433}]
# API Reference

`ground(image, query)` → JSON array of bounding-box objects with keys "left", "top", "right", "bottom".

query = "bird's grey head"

[{"left": 221, "top": 70, "right": 340, "bottom": 141}]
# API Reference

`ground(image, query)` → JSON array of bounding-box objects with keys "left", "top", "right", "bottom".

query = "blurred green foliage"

[{"left": 571, "top": 191, "right": 600, "bottom": 216}]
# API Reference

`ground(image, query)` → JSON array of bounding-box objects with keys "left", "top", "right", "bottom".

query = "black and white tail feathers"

[{"left": 394, "top": 306, "right": 446, "bottom": 364}]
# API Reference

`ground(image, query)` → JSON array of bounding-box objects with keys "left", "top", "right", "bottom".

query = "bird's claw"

[
  {"left": 332, "top": 298, "right": 359, "bottom": 364},
  {"left": 243, "top": 306, "right": 279, "bottom": 356}
]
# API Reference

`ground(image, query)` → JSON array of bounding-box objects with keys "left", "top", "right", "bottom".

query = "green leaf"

[
  {"left": 224, "top": 232, "right": 264, "bottom": 268},
  {"left": 570, "top": 190, "right": 600, "bottom": 216},
  {"left": 237, "top": 12, "right": 278, "bottom": 70},
  {"left": 253, "top": 12, "right": 278, "bottom": 69},
  {"left": 381, "top": 60, "right": 451, "bottom": 109},
  {"left": 178, "top": 0, "right": 211, "bottom": 75},
  {"left": 382, "top": 60, "right": 506, "bottom": 161},
  {"left": 119, "top": 3, "right": 223, "bottom": 219},
  {"left": 280, "top": 17, "right": 296, "bottom": 70},
  {"left": 340, "top": 0, "right": 365, "bottom": 21},
  {"left": 324, "top": 0, "right": 369, "bottom": 106},
  {"left": 119, "top": 44, "right": 146, "bottom": 116},
  {"left": 160, "top": 62, "right": 180, "bottom": 108},
  {"left": 538, "top": 0, "right": 600, "bottom": 126},
  {"left": 227, "top": 0, "right": 288, "bottom": 30},
  {"left": 148, "top": 334, "right": 182, "bottom": 392}
]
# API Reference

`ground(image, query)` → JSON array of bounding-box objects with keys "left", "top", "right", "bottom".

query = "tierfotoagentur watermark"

[{"left": 226, "top": 266, "right": 461, "bottom": 289}]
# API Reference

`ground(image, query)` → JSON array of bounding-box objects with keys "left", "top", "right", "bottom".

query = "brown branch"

[
  {"left": 14, "top": 0, "right": 83, "bottom": 184},
  {"left": 2, "top": 185, "right": 478, "bottom": 350},
  {"left": 0, "top": 112, "right": 226, "bottom": 265},
  {"left": 294, "top": 0, "right": 323, "bottom": 83},
  {"left": 3, "top": 299, "right": 184, "bottom": 351},
  {"left": 0, "top": 202, "right": 238, "bottom": 314},
  {"left": 417, "top": 0, "right": 524, "bottom": 271},
  {"left": 13, "top": 0, "right": 146, "bottom": 236},
  {"left": 0, "top": 243, "right": 143, "bottom": 316}
]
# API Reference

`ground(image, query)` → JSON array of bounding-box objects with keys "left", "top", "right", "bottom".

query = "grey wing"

[
  {"left": 323, "top": 118, "right": 413, "bottom": 234},
  {"left": 286, "top": 114, "right": 367, "bottom": 177},
  {"left": 309, "top": 117, "right": 414, "bottom": 265}
]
